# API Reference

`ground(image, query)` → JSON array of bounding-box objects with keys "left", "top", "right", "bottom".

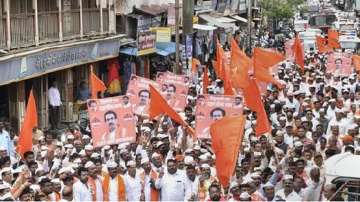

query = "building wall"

[{"left": 115, "top": 0, "right": 181, "bottom": 14}]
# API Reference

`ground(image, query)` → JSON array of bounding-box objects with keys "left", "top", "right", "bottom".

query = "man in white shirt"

[
  {"left": 48, "top": 81, "right": 62, "bottom": 129},
  {"left": 184, "top": 164, "right": 199, "bottom": 201},
  {"left": 86, "top": 161, "right": 103, "bottom": 201},
  {"left": 0, "top": 122, "right": 14, "bottom": 157},
  {"left": 124, "top": 161, "right": 142, "bottom": 201},
  {"left": 73, "top": 167, "right": 92, "bottom": 201},
  {"left": 274, "top": 175, "right": 302, "bottom": 201},
  {"left": 155, "top": 159, "right": 186, "bottom": 201}
]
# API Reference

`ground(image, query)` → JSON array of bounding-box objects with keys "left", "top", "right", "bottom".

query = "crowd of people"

[{"left": 0, "top": 30, "right": 359, "bottom": 201}]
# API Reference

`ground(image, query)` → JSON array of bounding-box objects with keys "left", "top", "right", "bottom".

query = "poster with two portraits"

[{"left": 87, "top": 73, "right": 189, "bottom": 147}]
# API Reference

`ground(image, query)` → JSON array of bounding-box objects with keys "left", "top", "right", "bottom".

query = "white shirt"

[
  {"left": 155, "top": 171, "right": 186, "bottom": 201},
  {"left": 275, "top": 189, "right": 302, "bottom": 201},
  {"left": 184, "top": 176, "right": 199, "bottom": 201},
  {"left": 48, "top": 87, "right": 62, "bottom": 106},
  {"left": 109, "top": 176, "right": 119, "bottom": 201},
  {"left": 124, "top": 173, "right": 142, "bottom": 201},
  {"left": 93, "top": 177, "right": 103, "bottom": 201},
  {"left": 73, "top": 180, "right": 92, "bottom": 202}
]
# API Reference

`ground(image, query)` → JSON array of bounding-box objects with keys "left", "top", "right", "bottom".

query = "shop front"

[{"left": 0, "top": 36, "right": 124, "bottom": 131}]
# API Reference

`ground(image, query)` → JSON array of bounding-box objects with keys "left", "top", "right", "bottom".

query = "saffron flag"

[
  {"left": 328, "top": 29, "right": 341, "bottom": 49},
  {"left": 243, "top": 78, "right": 271, "bottom": 135},
  {"left": 90, "top": 66, "right": 107, "bottom": 99},
  {"left": 107, "top": 59, "right": 121, "bottom": 95},
  {"left": 293, "top": 36, "right": 305, "bottom": 71},
  {"left": 230, "top": 38, "right": 251, "bottom": 89},
  {"left": 203, "top": 66, "right": 209, "bottom": 94},
  {"left": 316, "top": 36, "right": 332, "bottom": 53},
  {"left": 353, "top": 55, "right": 360, "bottom": 72},
  {"left": 215, "top": 40, "right": 225, "bottom": 79},
  {"left": 192, "top": 58, "right": 201, "bottom": 73},
  {"left": 17, "top": 89, "right": 38, "bottom": 158},
  {"left": 253, "top": 48, "right": 285, "bottom": 89},
  {"left": 149, "top": 85, "right": 194, "bottom": 135},
  {"left": 210, "top": 115, "right": 245, "bottom": 188}
]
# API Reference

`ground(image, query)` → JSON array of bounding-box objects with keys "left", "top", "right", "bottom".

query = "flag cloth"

[
  {"left": 107, "top": 59, "right": 121, "bottom": 95},
  {"left": 316, "top": 36, "right": 332, "bottom": 53},
  {"left": 243, "top": 78, "right": 271, "bottom": 135},
  {"left": 353, "top": 55, "right": 360, "bottom": 71},
  {"left": 17, "top": 89, "right": 38, "bottom": 158},
  {"left": 215, "top": 39, "right": 225, "bottom": 79},
  {"left": 328, "top": 29, "right": 341, "bottom": 49},
  {"left": 223, "top": 62, "right": 234, "bottom": 95},
  {"left": 90, "top": 66, "right": 107, "bottom": 99},
  {"left": 210, "top": 115, "right": 245, "bottom": 188},
  {"left": 253, "top": 48, "right": 285, "bottom": 89},
  {"left": 192, "top": 58, "right": 201, "bottom": 73},
  {"left": 203, "top": 66, "right": 209, "bottom": 94},
  {"left": 149, "top": 85, "right": 194, "bottom": 136},
  {"left": 293, "top": 36, "right": 305, "bottom": 71},
  {"left": 230, "top": 38, "right": 251, "bottom": 89}
]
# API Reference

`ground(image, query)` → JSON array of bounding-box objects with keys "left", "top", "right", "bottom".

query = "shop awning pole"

[{"left": 175, "top": 0, "right": 180, "bottom": 74}]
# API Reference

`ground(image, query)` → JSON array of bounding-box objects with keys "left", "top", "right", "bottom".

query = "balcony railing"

[
  {"left": 1, "top": 0, "right": 113, "bottom": 51},
  {"left": 0, "top": 17, "right": 6, "bottom": 49},
  {"left": 39, "top": 11, "right": 59, "bottom": 43}
]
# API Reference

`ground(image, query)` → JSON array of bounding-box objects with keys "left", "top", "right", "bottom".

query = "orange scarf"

[
  {"left": 102, "top": 174, "right": 126, "bottom": 201},
  {"left": 88, "top": 177, "right": 97, "bottom": 201},
  {"left": 55, "top": 192, "right": 61, "bottom": 201},
  {"left": 140, "top": 170, "right": 160, "bottom": 201}
]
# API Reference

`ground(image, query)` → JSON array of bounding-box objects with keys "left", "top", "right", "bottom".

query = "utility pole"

[
  {"left": 175, "top": 0, "right": 180, "bottom": 74},
  {"left": 183, "top": 0, "right": 194, "bottom": 74},
  {"left": 247, "top": 0, "right": 252, "bottom": 51}
]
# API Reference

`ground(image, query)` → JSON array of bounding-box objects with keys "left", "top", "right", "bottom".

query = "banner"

[
  {"left": 127, "top": 74, "right": 187, "bottom": 115},
  {"left": 87, "top": 96, "right": 136, "bottom": 148},
  {"left": 195, "top": 94, "right": 243, "bottom": 138},
  {"left": 138, "top": 30, "right": 156, "bottom": 56},
  {"left": 326, "top": 52, "right": 353, "bottom": 76}
]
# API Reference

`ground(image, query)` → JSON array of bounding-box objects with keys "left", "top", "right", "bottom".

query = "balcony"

[{"left": 0, "top": 0, "right": 113, "bottom": 51}]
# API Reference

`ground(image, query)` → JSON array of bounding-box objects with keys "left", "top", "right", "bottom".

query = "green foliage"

[{"left": 260, "top": 0, "right": 305, "bottom": 20}]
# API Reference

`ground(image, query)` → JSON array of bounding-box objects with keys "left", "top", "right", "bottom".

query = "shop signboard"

[
  {"left": 149, "top": 27, "right": 171, "bottom": 42},
  {"left": 137, "top": 30, "right": 156, "bottom": 56}
]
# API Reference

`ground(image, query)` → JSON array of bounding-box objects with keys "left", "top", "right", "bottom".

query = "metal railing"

[
  {"left": 38, "top": 11, "right": 59, "bottom": 43},
  {"left": 0, "top": 17, "right": 6, "bottom": 49},
  {"left": 62, "top": 10, "right": 81, "bottom": 39},
  {"left": 10, "top": 14, "right": 35, "bottom": 48},
  {"left": 83, "top": 8, "right": 101, "bottom": 35}
]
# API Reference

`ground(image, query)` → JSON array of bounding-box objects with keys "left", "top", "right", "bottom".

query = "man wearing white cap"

[
  {"left": 86, "top": 161, "right": 103, "bottom": 201},
  {"left": 184, "top": 164, "right": 199, "bottom": 201},
  {"left": 139, "top": 158, "right": 160, "bottom": 201},
  {"left": 274, "top": 174, "right": 302, "bottom": 201},
  {"left": 73, "top": 167, "right": 92, "bottom": 201},
  {"left": 124, "top": 160, "right": 142, "bottom": 201},
  {"left": 102, "top": 161, "right": 126, "bottom": 201}
]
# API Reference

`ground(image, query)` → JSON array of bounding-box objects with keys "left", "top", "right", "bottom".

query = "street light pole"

[
  {"left": 247, "top": 0, "right": 252, "bottom": 50},
  {"left": 175, "top": 0, "right": 180, "bottom": 74}
]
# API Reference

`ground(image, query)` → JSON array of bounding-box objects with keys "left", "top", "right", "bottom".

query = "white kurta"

[
  {"left": 73, "top": 180, "right": 92, "bottom": 202},
  {"left": 155, "top": 171, "right": 186, "bottom": 201},
  {"left": 124, "top": 174, "right": 142, "bottom": 201}
]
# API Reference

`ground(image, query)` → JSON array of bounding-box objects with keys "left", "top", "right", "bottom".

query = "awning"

[
  {"left": 230, "top": 15, "right": 248, "bottom": 23},
  {"left": 156, "top": 42, "right": 176, "bottom": 56},
  {"left": 193, "top": 24, "right": 217, "bottom": 31},
  {"left": 199, "top": 14, "right": 234, "bottom": 30},
  {"left": 216, "top": 16, "right": 237, "bottom": 23},
  {"left": 119, "top": 47, "right": 157, "bottom": 56}
]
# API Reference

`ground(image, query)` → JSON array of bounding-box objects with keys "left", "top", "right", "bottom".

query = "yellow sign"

[
  {"left": 150, "top": 27, "right": 171, "bottom": 42},
  {"left": 193, "top": 16, "right": 199, "bottom": 24}
]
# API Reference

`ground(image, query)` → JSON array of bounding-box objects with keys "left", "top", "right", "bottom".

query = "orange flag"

[
  {"left": 243, "top": 78, "right": 271, "bottom": 135},
  {"left": 293, "top": 36, "right": 305, "bottom": 71},
  {"left": 192, "top": 58, "right": 201, "bottom": 73},
  {"left": 203, "top": 66, "right": 209, "bottom": 94},
  {"left": 230, "top": 38, "right": 251, "bottom": 89},
  {"left": 210, "top": 115, "right": 245, "bottom": 188},
  {"left": 353, "top": 55, "right": 360, "bottom": 71},
  {"left": 149, "top": 85, "right": 194, "bottom": 135},
  {"left": 328, "top": 29, "right": 341, "bottom": 49},
  {"left": 316, "top": 36, "right": 332, "bottom": 53},
  {"left": 253, "top": 48, "right": 284, "bottom": 89},
  {"left": 90, "top": 66, "right": 107, "bottom": 99},
  {"left": 107, "top": 59, "right": 121, "bottom": 95},
  {"left": 17, "top": 89, "right": 38, "bottom": 158},
  {"left": 223, "top": 62, "right": 234, "bottom": 95},
  {"left": 215, "top": 40, "right": 225, "bottom": 79}
]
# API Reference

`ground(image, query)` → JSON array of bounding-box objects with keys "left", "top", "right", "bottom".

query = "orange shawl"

[
  {"left": 88, "top": 177, "right": 99, "bottom": 201},
  {"left": 140, "top": 170, "right": 160, "bottom": 201},
  {"left": 102, "top": 174, "right": 126, "bottom": 201}
]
